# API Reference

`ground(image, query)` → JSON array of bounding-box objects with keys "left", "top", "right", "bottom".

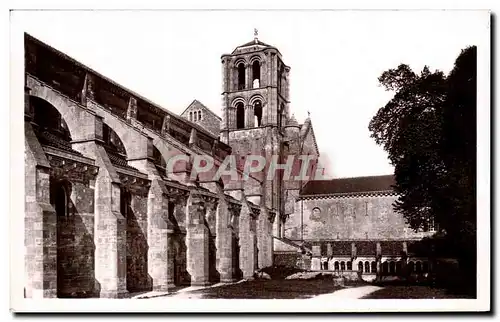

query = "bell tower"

[
  {"left": 219, "top": 31, "right": 292, "bottom": 233},
  {"left": 220, "top": 30, "right": 291, "bottom": 141}
]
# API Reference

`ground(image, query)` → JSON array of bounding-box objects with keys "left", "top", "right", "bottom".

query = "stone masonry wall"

[
  {"left": 125, "top": 191, "right": 150, "bottom": 293},
  {"left": 285, "top": 195, "right": 431, "bottom": 241},
  {"left": 56, "top": 180, "right": 96, "bottom": 297},
  {"left": 181, "top": 101, "right": 221, "bottom": 137}
]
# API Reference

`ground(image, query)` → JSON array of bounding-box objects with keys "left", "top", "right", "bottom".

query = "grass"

[
  {"left": 361, "top": 285, "right": 475, "bottom": 299},
  {"left": 191, "top": 279, "right": 345, "bottom": 299}
]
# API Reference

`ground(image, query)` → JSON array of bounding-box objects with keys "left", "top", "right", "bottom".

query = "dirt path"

[{"left": 309, "top": 285, "right": 383, "bottom": 300}]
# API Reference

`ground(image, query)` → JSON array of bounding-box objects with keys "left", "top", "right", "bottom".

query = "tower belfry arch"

[{"left": 219, "top": 33, "right": 293, "bottom": 237}]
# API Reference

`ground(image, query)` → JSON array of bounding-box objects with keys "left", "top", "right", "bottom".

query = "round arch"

[
  {"left": 230, "top": 97, "right": 247, "bottom": 108},
  {"left": 233, "top": 58, "right": 248, "bottom": 68},
  {"left": 28, "top": 93, "right": 81, "bottom": 142},
  {"left": 98, "top": 110, "right": 149, "bottom": 160},
  {"left": 248, "top": 94, "right": 266, "bottom": 107},
  {"left": 249, "top": 54, "right": 263, "bottom": 65},
  {"left": 30, "top": 96, "right": 72, "bottom": 139}
]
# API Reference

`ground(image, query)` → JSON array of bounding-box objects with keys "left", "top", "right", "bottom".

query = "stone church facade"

[
  {"left": 23, "top": 31, "right": 435, "bottom": 299},
  {"left": 275, "top": 175, "right": 437, "bottom": 281},
  {"left": 23, "top": 33, "right": 322, "bottom": 298}
]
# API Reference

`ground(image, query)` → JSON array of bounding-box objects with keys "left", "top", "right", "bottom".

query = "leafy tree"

[{"left": 369, "top": 46, "right": 477, "bottom": 295}]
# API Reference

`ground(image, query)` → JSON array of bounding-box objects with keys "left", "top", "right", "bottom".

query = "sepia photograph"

[{"left": 9, "top": 5, "right": 491, "bottom": 313}]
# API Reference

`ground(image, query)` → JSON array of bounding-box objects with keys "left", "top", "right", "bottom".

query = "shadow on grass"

[
  {"left": 190, "top": 278, "right": 345, "bottom": 299},
  {"left": 361, "top": 284, "right": 475, "bottom": 299}
]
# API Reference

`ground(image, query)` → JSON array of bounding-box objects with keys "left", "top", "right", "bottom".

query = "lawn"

[
  {"left": 190, "top": 279, "right": 345, "bottom": 299},
  {"left": 361, "top": 285, "right": 474, "bottom": 299}
]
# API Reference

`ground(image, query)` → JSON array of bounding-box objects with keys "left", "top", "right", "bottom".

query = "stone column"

[
  {"left": 311, "top": 245, "right": 321, "bottom": 271},
  {"left": 72, "top": 115, "right": 129, "bottom": 298},
  {"left": 376, "top": 242, "right": 382, "bottom": 281},
  {"left": 327, "top": 243, "right": 333, "bottom": 258},
  {"left": 166, "top": 232, "right": 176, "bottom": 287},
  {"left": 238, "top": 200, "right": 255, "bottom": 280},
  {"left": 24, "top": 122, "right": 57, "bottom": 298},
  {"left": 216, "top": 194, "right": 235, "bottom": 283},
  {"left": 257, "top": 205, "right": 273, "bottom": 269},
  {"left": 186, "top": 190, "right": 210, "bottom": 286},
  {"left": 328, "top": 258, "right": 335, "bottom": 271},
  {"left": 280, "top": 218, "right": 286, "bottom": 238},
  {"left": 267, "top": 212, "right": 275, "bottom": 267},
  {"left": 129, "top": 158, "right": 170, "bottom": 292},
  {"left": 245, "top": 105, "right": 255, "bottom": 128},
  {"left": 402, "top": 241, "right": 408, "bottom": 276},
  {"left": 245, "top": 64, "right": 251, "bottom": 89}
]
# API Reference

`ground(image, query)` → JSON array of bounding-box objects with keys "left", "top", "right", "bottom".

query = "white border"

[{"left": 7, "top": 3, "right": 491, "bottom": 314}]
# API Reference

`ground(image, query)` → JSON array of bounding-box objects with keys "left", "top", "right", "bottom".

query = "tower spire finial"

[{"left": 254, "top": 28, "right": 258, "bottom": 43}]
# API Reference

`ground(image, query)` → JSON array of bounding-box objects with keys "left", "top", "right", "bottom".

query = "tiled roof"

[
  {"left": 331, "top": 241, "right": 353, "bottom": 256},
  {"left": 180, "top": 99, "right": 221, "bottom": 121},
  {"left": 355, "top": 241, "right": 377, "bottom": 256},
  {"left": 236, "top": 39, "right": 273, "bottom": 49},
  {"left": 300, "top": 175, "right": 396, "bottom": 196},
  {"left": 35, "top": 129, "right": 83, "bottom": 157},
  {"left": 380, "top": 241, "right": 405, "bottom": 256},
  {"left": 304, "top": 240, "right": 406, "bottom": 257},
  {"left": 105, "top": 149, "right": 140, "bottom": 172}
]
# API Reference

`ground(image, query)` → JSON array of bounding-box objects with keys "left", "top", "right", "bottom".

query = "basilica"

[{"left": 24, "top": 32, "right": 434, "bottom": 298}]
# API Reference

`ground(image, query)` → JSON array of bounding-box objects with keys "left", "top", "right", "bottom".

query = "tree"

[{"left": 369, "top": 47, "right": 477, "bottom": 295}]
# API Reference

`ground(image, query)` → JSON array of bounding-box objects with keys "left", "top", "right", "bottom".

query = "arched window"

[
  {"left": 152, "top": 145, "right": 167, "bottom": 176},
  {"left": 252, "top": 60, "right": 260, "bottom": 88},
  {"left": 237, "top": 63, "right": 246, "bottom": 90},
  {"left": 340, "top": 261, "right": 345, "bottom": 271},
  {"left": 382, "top": 261, "right": 389, "bottom": 275},
  {"left": 347, "top": 261, "right": 352, "bottom": 270},
  {"left": 194, "top": 111, "right": 198, "bottom": 122},
  {"left": 416, "top": 261, "right": 422, "bottom": 273},
  {"left": 254, "top": 101, "right": 263, "bottom": 127},
  {"left": 396, "top": 261, "right": 402, "bottom": 275},
  {"left": 278, "top": 64, "right": 284, "bottom": 94},
  {"left": 334, "top": 261, "right": 339, "bottom": 271},
  {"left": 278, "top": 103, "right": 285, "bottom": 128},
  {"left": 423, "top": 261, "right": 429, "bottom": 273},
  {"left": 358, "top": 261, "right": 363, "bottom": 272},
  {"left": 120, "top": 188, "right": 132, "bottom": 220},
  {"left": 408, "top": 261, "right": 415, "bottom": 273},
  {"left": 52, "top": 182, "right": 69, "bottom": 218},
  {"left": 236, "top": 102, "right": 245, "bottom": 129},
  {"left": 31, "top": 96, "right": 72, "bottom": 142},
  {"left": 189, "top": 111, "right": 193, "bottom": 121},
  {"left": 371, "top": 261, "right": 377, "bottom": 273},
  {"left": 389, "top": 261, "right": 396, "bottom": 275},
  {"left": 103, "top": 124, "right": 126, "bottom": 156},
  {"left": 198, "top": 111, "right": 202, "bottom": 121}
]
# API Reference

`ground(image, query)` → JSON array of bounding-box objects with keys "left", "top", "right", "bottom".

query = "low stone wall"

[
  {"left": 309, "top": 270, "right": 361, "bottom": 281},
  {"left": 274, "top": 252, "right": 300, "bottom": 268}
]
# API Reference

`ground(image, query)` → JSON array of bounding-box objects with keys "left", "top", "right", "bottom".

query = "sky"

[{"left": 12, "top": 10, "right": 489, "bottom": 178}]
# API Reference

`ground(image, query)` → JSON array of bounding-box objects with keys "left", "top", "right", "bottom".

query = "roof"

[
  {"left": 25, "top": 33, "right": 229, "bottom": 148},
  {"left": 230, "top": 37, "right": 280, "bottom": 55},
  {"left": 180, "top": 99, "right": 221, "bottom": 121},
  {"left": 286, "top": 114, "right": 299, "bottom": 127},
  {"left": 237, "top": 39, "right": 273, "bottom": 48},
  {"left": 300, "top": 175, "right": 396, "bottom": 197},
  {"left": 34, "top": 129, "right": 84, "bottom": 157},
  {"left": 305, "top": 240, "right": 406, "bottom": 256}
]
